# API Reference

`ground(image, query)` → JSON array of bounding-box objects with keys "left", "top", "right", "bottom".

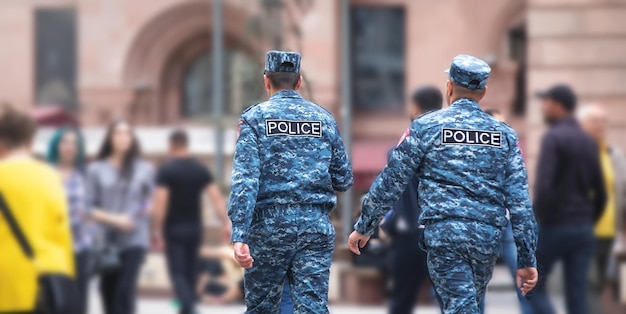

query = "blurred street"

[
  {"left": 87, "top": 266, "right": 566, "bottom": 314},
  {"left": 88, "top": 292, "right": 564, "bottom": 314}
]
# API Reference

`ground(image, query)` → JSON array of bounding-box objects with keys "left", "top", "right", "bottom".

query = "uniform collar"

[
  {"left": 270, "top": 89, "right": 302, "bottom": 100},
  {"left": 450, "top": 97, "right": 482, "bottom": 111}
]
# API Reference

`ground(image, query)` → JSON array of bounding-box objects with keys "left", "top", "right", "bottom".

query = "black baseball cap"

[{"left": 536, "top": 84, "right": 577, "bottom": 112}]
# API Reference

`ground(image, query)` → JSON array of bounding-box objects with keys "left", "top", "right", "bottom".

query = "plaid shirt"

[{"left": 64, "top": 171, "right": 93, "bottom": 252}]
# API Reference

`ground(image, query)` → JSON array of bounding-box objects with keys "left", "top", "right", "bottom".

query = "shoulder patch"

[
  {"left": 441, "top": 128, "right": 502, "bottom": 148},
  {"left": 266, "top": 119, "right": 322, "bottom": 137}
]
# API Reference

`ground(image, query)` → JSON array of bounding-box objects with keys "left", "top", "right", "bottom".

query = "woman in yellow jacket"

[{"left": 0, "top": 105, "right": 74, "bottom": 313}]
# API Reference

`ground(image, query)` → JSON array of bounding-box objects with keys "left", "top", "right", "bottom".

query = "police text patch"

[
  {"left": 266, "top": 119, "right": 322, "bottom": 137},
  {"left": 441, "top": 128, "right": 502, "bottom": 148}
]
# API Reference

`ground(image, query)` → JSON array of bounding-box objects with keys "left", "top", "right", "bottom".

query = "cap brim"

[{"left": 444, "top": 69, "right": 450, "bottom": 74}]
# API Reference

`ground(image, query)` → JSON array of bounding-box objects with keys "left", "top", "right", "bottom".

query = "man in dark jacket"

[
  {"left": 381, "top": 86, "right": 443, "bottom": 314},
  {"left": 528, "top": 84, "right": 607, "bottom": 314}
]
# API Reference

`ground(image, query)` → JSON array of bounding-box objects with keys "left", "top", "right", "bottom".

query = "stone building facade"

[{"left": 0, "top": 0, "right": 624, "bottom": 188}]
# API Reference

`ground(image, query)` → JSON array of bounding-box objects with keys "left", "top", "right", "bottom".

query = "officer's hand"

[
  {"left": 348, "top": 231, "right": 371, "bottom": 255},
  {"left": 233, "top": 242, "right": 254, "bottom": 269},
  {"left": 516, "top": 267, "right": 538, "bottom": 296}
]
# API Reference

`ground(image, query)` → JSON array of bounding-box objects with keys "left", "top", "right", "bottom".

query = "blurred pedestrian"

[
  {"left": 380, "top": 85, "right": 442, "bottom": 314},
  {"left": 87, "top": 119, "right": 155, "bottom": 314},
  {"left": 0, "top": 104, "right": 75, "bottom": 313},
  {"left": 349, "top": 54, "right": 538, "bottom": 314},
  {"left": 529, "top": 85, "right": 607, "bottom": 314},
  {"left": 481, "top": 109, "right": 534, "bottom": 314},
  {"left": 228, "top": 50, "right": 353, "bottom": 313},
  {"left": 151, "top": 129, "right": 231, "bottom": 314},
  {"left": 578, "top": 104, "right": 626, "bottom": 313},
  {"left": 47, "top": 127, "right": 93, "bottom": 314}
]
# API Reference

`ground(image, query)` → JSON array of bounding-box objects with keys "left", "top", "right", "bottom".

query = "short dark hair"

[
  {"left": 537, "top": 84, "right": 577, "bottom": 112},
  {"left": 265, "top": 72, "right": 300, "bottom": 90},
  {"left": 484, "top": 108, "right": 500, "bottom": 117},
  {"left": 411, "top": 86, "right": 443, "bottom": 113},
  {"left": 169, "top": 129, "right": 188, "bottom": 148},
  {"left": 0, "top": 104, "right": 36, "bottom": 149}
]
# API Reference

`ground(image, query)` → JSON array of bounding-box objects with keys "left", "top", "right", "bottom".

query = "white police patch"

[
  {"left": 266, "top": 119, "right": 322, "bottom": 137},
  {"left": 441, "top": 128, "right": 502, "bottom": 148}
]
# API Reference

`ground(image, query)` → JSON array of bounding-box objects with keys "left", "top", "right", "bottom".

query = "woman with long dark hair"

[
  {"left": 47, "top": 127, "right": 92, "bottom": 314},
  {"left": 87, "top": 120, "right": 154, "bottom": 314}
]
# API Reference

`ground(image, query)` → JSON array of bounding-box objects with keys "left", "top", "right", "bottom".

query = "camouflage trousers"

[
  {"left": 244, "top": 205, "right": 335, "bottom": 314},
  {"left": 423, "top": 220, "right": 502, "bottom": 314}
]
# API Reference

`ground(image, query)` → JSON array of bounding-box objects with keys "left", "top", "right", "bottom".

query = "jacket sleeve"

[
  {"left": 329, "top": 124, "right": 354, "bottom": 192},
  {"left": 533, "top": 132, "right": 558, "bottom": 223},
  {"left": 591, "top": 145, "right": 607, "bottom": 224},
  {"left": 354, "top": 123, "right": 424, "bottom": 236},
  {"left": 504, "top": 135, "right": 538, "bottom": 269},
  {"left": 228, "top": 118, "right": 261, "bottom": 243}
]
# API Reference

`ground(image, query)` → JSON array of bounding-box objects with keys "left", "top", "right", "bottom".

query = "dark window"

[
  {"left": 35, "top": 8, "right": 77, "bottom": 109},
  {"left": 351, "top": 6, "right": 405, "bottom": 111},
  {"left": 509, "top": 25, "right": 527, "bottom": 116},
  {"left": 183, "top": 49, "right": 265, "bottom": 118}
]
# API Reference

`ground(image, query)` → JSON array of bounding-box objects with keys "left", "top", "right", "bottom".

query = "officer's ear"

[
  {"left": 446, "top": 80, "right": 453, "bottom": 97},
  {"left": 263, "top": 75, "right": 272, "bottom": 94},
  {"left": 476, "top": 86, "right": 488, "bottom": 101},
  {"left": 294, "top": 75, "right": 303, "bottom": 91}
]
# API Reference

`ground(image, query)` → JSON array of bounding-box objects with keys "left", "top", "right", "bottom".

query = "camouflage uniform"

[
  {"left": 228, "top": 50, "right": 353, "bottom": 314},
  {"left": 354, "top": 55, "right": 538, "bottom": 314}
]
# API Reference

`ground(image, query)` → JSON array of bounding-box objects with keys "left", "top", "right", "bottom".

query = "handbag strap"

[{"left": 0, "top": 192, "right": 34, "bottom": 259}]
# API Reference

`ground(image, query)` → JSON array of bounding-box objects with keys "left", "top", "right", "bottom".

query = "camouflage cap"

[
  {"left": 445, "top": 54, "right": 491, "bottom": 90},
  {"left": 265, "top": 50, "right": 301, "bottom": 73}
]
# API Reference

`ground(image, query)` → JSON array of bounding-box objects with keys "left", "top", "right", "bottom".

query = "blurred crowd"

[
  {"left": 0, "top": 82, "right": 625, "bottom": 314},
  {"left": 0, "top": 106, "right": 234, "bottom": 314}
]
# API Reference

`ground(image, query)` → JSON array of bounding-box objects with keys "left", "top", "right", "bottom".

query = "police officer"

[
  {"left": 228, "top": 50, "right": 353, "bottom": 313},
  {"left": 348, "top": 54, "right": 539, "bottom": 314}
]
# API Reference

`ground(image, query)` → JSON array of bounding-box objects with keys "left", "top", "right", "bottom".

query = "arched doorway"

[
  {"left": 183, "top": 49, "right": 265, "bottom": 118},
  {"left": 123, "top": 1, "right": 264, "bottom": 125},
  {"left": 158, "top": 32, "right": 266, "bottom": 124}
]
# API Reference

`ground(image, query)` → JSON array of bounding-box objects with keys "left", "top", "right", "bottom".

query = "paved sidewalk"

[
  {"left": 89, "top": 290, "right": 565, "bottom": 314},
  {"left": 89, "top": 265, "right": 565, "bottom": 314}
]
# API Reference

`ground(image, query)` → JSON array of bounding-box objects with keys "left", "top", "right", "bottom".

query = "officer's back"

[
  {"left": 414, "top": 104, "right": 514, "bottom": 228},
  {"left": 242, "top": 93, "right": 350, "bottom": 207}
]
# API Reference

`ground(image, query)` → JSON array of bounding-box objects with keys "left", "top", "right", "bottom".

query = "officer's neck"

[
  {"left": 268, "top": 87, "right": 299, "bottom": 98},
  {"left": 450, "top": 96, "right": 479, "bottom": 104}
]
